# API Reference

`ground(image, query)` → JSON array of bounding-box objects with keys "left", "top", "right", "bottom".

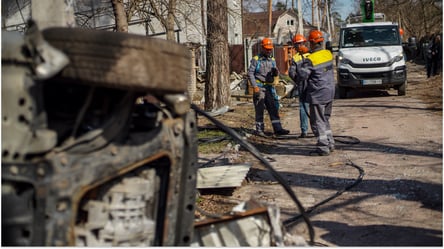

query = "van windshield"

[{"left": 341, "top": 25, "right": 401, "bottom": 48}]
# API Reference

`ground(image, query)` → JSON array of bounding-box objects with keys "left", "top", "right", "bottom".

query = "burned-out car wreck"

[
  {"left": 2, "top": 21, "right": 316, "bottom": 247},
  {"left": 2, "top": 21, "right": 198, "bottom": 246}
]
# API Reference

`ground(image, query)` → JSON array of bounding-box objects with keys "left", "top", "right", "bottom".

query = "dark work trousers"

[
  {"left": 426, "top": 58, "right": 434, "bottom": 78},
  {"left": 253, "top": 85, "right": 284, "bottom": 132},
  {"left": 309, "top": 101, "right": 334, "bottom": 153}
]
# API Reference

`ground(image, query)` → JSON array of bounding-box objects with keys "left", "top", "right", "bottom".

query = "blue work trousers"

[{"left": 299, "top": 97, "right": 309, "bottom": 134}]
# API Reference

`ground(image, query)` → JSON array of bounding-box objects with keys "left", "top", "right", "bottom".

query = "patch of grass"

[
  {"left": 197, "top": 129, "right": 231, "bottom": 154},
  {"left": 279, "top": 74, "right": 293, "bottom": 83},
  {"left": 196, "top": 196, "right": 204, "bottom": 204}
]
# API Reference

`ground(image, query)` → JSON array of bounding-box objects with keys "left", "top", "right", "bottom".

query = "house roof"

[{"left": 242, "top": 9, "right": 314, "bottom": 39}]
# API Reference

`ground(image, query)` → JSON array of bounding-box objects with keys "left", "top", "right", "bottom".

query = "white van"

[{"left": 336, "top": 22, "right": 407, "bottom": 98}]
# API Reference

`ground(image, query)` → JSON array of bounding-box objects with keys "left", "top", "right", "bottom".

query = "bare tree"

[
  {"left": 205, "top": 0, "right": 230, "bottom": 111},
  {"left": 146, "top": 0, "right": 177, "bottom": 40},
  {"left": 125, "top": 0, "right": 204, "bottom": 42},
  {"left": 111, "top": 0, "right": 129, "bottom": 32},
  {"left": 200, "top": 0, "right": 206, "bottom": 39},
  {"left": 376, "top": 0, "right": 442, "bottom": 38},
  {"left": 166, "top": 0, "right": 176, "bottom": 40},
  {"left": 333, "top": 0, "right": 442, "bottom": 39}
]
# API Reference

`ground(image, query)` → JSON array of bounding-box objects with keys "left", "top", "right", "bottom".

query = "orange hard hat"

[
  {"left": 292, "top": 34, "right": 307, "bottom": 44},
  {"left": 261, "top": 37, "right": 274, "bottom": 50},
  {"left": 308, "top": 30, "right": 324, "bottom": 43}
]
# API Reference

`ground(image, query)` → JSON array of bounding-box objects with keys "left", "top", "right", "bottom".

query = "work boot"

[
  {"left": 299, "top": 133, "right": 308, "bottom": 138},
  {"left": 255, "top": 130, "right": 267, "bottom": 137},
  {"left": 274, "top": 129, "right": 290, "bottom": 136}
]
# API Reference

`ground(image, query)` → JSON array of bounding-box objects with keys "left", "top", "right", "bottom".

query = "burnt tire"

[{"left": 42, "top": 27, "right": 191, "bottom": 93}]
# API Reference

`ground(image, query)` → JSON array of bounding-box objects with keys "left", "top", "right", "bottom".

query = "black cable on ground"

[
  {"left": 191, "top": 104, "right": 316, "bottom": 245},
  {"left": 283, "top": 159, "right": 365, "bottom": 228},
  {"left": 198, "top": 135, "right": 230, "bottom": 144},
  {"left": 197, "top": 124, "right": 361, "bottom": 145}
]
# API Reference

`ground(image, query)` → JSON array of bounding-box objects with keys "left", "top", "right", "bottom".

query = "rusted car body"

[{"left": 2, "top": 22, "right": 197, "bottom": 246}]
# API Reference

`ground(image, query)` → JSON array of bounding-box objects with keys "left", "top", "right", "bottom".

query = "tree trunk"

[
  {"left": 166, "top": 0, "right": 176, "bottom": 41},
  {"left": 111, "top": 0, "right": 128, "bottom": 32},
  {"left": 205, "top": 0, "right": 230, "bottom": 111}
]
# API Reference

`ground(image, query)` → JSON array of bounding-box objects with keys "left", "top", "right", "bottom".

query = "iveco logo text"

[{"left": 363, "top": 57, "right": 382, "bottom": 62}]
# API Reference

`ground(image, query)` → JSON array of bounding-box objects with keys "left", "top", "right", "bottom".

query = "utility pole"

[
  {"left": 326, "top": 0, "right": 331, "bottom": 40},
  {"left": 268, "top": 0, "right": 272, "bottom": 37},
  {"left": 316, "top": 0, "right": 320, "bottom": 30},
  {"left": 311, "top": 0, "right": 320, "bottom": 29},
  {"left": 298, "top": 0, "right": 303, "bottom": 34},
  {"left": 323, "top": 0, "right": 327, "bottom": 29},
  {"left": 312, "top": 0, "right": 315, "bottom": 27}
]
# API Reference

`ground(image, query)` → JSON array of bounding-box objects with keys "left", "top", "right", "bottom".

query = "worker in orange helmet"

[
  {"left": 295, "top": 30, "right": 335, "bottom": 156},
  {"left": 247, "top": 37, "right": 290, "bottom": 137},
  {"left": 289, "top": 33, "right": 310, "bottom": 138}
]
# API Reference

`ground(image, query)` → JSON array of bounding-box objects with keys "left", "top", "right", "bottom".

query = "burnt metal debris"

[{"left": 2, "top": 21, "right": 197, "bottom": 246}]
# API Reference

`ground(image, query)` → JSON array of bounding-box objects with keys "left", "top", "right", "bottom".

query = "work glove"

[
  {"left": 271, "top": 67, "right": 279, "bottom": 77},
  {"left": 253, "top": 86, "right": 260, "bottom": 97}
]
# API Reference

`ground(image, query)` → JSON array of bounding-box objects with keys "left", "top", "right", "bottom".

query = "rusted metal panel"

[
  {"left": 192, "top": 200, "right": 308, "bottom": 247},
  {"left": 193, "top": 207, "right": 272, "bottom": 246},
  {"left": 229, "top": 44, "right": 245, "bottom": 74}
]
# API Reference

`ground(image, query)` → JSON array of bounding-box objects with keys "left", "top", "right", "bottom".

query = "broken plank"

[{"left": 197, "top": 164, "right": 251, "bottom": 189}]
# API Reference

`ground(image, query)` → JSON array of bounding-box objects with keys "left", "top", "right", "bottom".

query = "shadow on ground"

[{"left": 312, "top": 220, "right": 443, "bottom": 246}]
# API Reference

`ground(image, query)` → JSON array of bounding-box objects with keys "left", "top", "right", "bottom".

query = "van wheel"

[
  {"left": 397, "top": 81, "right": 407, "bottom": 96},
  {"left": 338, "top": 87, "right": 348, "bottom": 99}
]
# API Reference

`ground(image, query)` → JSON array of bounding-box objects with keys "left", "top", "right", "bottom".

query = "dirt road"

[{"left": 196, "top": 61, "right": 442, "bottom": 246}]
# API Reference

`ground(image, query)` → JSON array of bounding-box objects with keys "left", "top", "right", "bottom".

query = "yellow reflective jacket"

[{"left": 296, "top": 47, "right": 335, "bottom": 104}]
